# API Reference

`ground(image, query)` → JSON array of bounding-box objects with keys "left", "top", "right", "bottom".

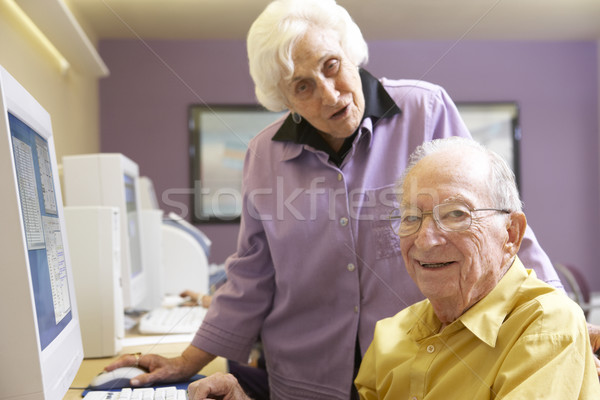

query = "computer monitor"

[
  {"left": 139, "top": 175, "right": 160, "bottom": 210},
  {"left": 0, "top": 65, "right": 83, "bottom": 399},
  {"left": 62, "top": 153, "right": 148, "bottom": 310}
]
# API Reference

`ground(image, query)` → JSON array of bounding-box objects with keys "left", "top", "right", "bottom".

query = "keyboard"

[
  {"left": 83, "top": 387, "right": 187, "bottom": 400},
  {"left": 138, "top": 306, "right": 207, "bottom": 334}
]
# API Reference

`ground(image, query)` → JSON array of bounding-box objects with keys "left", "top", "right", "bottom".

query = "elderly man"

[
  {"left": 187, "top": 137, "right": 599, "bottom": 399},
  {"left": 354, "top": 137, "right": 600, "bottom": 399}
]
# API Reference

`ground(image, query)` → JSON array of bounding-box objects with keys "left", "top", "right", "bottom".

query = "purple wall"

[{"left": 99, "top": 39, "right": 600, "bottom": 290}]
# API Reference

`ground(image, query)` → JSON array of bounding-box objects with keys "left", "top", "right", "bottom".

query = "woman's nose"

[{"left": 317, "top": 79, "right": 339, "bottom": 106}]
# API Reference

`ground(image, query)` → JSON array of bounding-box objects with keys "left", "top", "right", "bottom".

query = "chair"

[{"left": 554, "top": 263, "right": 591, "bottom": 318}]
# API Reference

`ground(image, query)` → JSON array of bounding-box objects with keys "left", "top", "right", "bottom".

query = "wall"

[
  {"left": 98, "top": 39, "right": 600, "bottom": 290},
  {"left": 0, "top": 2, "right": 101, "bottom": 160},
  {"left": 99, "top": 40, "right": 251, "bottom": 263}
]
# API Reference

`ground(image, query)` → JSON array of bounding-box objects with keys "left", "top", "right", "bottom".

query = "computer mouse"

[{"left": 88, "top": 366, "right": 148, "bottom": 390}]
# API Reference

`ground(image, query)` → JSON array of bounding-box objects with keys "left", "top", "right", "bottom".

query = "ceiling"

[{"left": 67, "top": 0, "right": 600, "bottom": 42}]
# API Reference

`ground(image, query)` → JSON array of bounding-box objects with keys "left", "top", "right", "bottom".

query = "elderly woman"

[{"left": 105, "top": 0, "right": 576, "bottom": 399}]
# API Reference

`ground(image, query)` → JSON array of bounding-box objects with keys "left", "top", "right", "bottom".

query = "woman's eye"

[
  {"left": 295, "top": 81, "right": 311, "bottom": 96},
  {"left": 324, "top": 59, "right": 340, "bottom": 74}
]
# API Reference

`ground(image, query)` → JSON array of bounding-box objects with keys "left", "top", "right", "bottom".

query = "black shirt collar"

[{"left": 272, "top": 69, "right": 401, "bottom": 165}]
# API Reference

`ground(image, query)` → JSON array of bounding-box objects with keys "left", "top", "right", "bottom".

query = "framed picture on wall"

[
  {"left": 456, "top": 102, "right": 521, "bottom": 190},
  {"left": 189, "top": 105, "right": 286, "bottom": 223},
  {"left": 189, "top": 102, "right": 521, "bottom": 223}
]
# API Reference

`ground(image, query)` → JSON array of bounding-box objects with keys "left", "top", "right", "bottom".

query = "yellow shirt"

[{"left": 355, "top": 258, "right": 600, "bottom": 399}]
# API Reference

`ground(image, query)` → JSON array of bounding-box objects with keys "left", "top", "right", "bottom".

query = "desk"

[{"left": 64, "top": 340, "right": 227, "bottom": 399}]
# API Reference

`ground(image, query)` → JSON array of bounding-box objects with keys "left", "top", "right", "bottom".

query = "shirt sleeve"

[
  {"left": 191, "top": 138, "right": 276, "bottom": 362},
  {"left": 428, "top": 85, "right": 471, "bottom": 141},
  {"left": 518, "top": 225, "right": 564, "bottom": 291},
  {"left": 492, "top": 304, "right": 598, "bottom": 399}
]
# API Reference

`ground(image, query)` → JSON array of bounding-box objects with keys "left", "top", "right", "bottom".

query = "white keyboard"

[
  {"left": 83, "top": 387, "right": 187, "bottom": 400},
  {"left": 138, "top": 306, "right": 207, "bottom": 334}
]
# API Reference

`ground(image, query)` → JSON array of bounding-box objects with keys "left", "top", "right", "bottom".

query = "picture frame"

[
  {"left": 189, "top": 105, "right": 285, "bottom": 222},
  {"left": 189, "top": 102, "right": 521, "bottom": 223},
  {"left": 456, "top": 102, "right": 521, "bottom": 190}
]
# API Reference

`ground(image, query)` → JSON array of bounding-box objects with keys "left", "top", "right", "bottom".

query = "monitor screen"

[
  {"left": 10, "top": 112, "right": 74, "bottom": 350},
  {"left": 124, "top": 173, "right": 143, "bottom": 277},
  {"left": 0, "top": 65, "right": 83, "bottom": 399}
]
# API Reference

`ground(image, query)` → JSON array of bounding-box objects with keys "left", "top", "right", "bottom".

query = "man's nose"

[{"left": 413, "top": 214, "right": 446, "bottom": 249}]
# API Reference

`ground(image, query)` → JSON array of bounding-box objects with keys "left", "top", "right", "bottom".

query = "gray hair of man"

[
  {"left": 247, "top": 0, "right": 368, "bottom": 112},
  {"left": 397, "top": 137, "right": 523, "bottom": 213}
]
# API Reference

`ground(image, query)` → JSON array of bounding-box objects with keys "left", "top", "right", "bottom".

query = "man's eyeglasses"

[{"left": 389, "top": 202, "right": 511, "bottom": 237}]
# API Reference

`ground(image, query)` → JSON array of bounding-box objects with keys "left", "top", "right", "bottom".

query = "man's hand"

[
  {"left": 188, "top": 372, "right": 251, "bottom": 400},
  {"left": 587, "top": 323, "right": 600, "bottom": 375}
]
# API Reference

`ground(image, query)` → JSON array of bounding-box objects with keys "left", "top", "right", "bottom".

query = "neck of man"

[
  {"left": 430, "top": 260, "right": 514, "bottom": 332},
  {"left": 430, "top": 299, "right": 469, "bottom": 329}
]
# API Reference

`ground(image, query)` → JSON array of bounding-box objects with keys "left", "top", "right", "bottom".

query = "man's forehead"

[
  {"left": 400, "top": 193, "right": 469, "bottom": 205},
  {"left": 401, "top": 152, "right": 491, "bottom": 206},
  {"left": 409, "top": 149, "right": 489, "bottom": 182}
]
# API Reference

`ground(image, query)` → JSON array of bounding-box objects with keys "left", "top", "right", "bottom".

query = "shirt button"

[
  {"left": 340, "top": 217, "right": 349, "bottom": 226},
  {"left": 337, "top": 173, "right": 343, "bottom": 181},
  {"left": 347, "top": 263, "right": 355, "bottom": 272},
  {"left": 411, "top": 397, "right": 418, "bottom": 400},
  {"left": 427, "top": 345, "right": 435, "bottom": 353},
  {"left": 354, "top": 306, "right": 359, "bottom": 313}
]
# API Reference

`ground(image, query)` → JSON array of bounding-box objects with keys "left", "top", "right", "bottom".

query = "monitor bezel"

[{"left": 0, "top": 65, "right": 83, "bottom": 399}]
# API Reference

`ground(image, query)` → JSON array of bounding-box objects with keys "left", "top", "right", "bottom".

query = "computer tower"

[{"left": 64, "top": 206, "right": 124, "bottom": 358}]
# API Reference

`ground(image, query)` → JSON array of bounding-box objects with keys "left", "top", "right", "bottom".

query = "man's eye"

[
  {"left": 402, "top": 215, "right": 421, "bottom": 224},
  {"left": 444, "top": 209, "right": 468, "bottom": 219}
]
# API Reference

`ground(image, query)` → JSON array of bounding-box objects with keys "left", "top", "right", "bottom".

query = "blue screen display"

[{"left": 9, "top": 112, "right": 72, "bottom": 351}]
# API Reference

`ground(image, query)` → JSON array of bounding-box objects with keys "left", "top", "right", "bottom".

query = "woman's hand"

[
  {"left": 188, "top": 372, "right": 251, "bottom": 400},
  {"left": 179, "top": 290, "right": 200, "bottom": 306},
  {"left": 587, "top": 323, "right": 600, "bottom": 375},
  {"left": 180, "top": 290, "right": 212, "bottom": 308},
  {"left": 104, "top": 345, "right": 215, "bottom": 387}
]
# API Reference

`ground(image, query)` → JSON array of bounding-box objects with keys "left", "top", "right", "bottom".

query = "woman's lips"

[{"left": 330, "top": 105, "right": 349, "bottom": 120}]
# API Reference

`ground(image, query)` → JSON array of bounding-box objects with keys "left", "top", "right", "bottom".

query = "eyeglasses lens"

[{"left": 389, "top": 203, "right": 473, "bottom": 236}]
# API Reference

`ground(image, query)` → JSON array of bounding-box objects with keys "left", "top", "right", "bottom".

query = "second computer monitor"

[{"left": 62, "top": 153, "right": 147, "bottom": 310}]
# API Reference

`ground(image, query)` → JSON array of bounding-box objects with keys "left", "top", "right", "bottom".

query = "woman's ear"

[{"left": 505, "top": 212, "right": 527, "bottom": 258}]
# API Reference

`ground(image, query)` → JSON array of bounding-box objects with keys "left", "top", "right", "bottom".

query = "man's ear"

[{"left": 505, "top": 212, "right": 527, "bottom": 257}]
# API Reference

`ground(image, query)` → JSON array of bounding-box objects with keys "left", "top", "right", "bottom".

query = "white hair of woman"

[{"left": 247, "top": 0, "right": 368, "bottom": 112}]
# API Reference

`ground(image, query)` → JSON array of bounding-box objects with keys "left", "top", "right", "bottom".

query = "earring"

[{"left": 292, "top": 112, "right": 302, "bottom": 124}]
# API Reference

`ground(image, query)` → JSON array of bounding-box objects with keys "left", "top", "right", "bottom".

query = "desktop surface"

[{"left": 65, "top": 336, "right": 226, "bottom": 399}]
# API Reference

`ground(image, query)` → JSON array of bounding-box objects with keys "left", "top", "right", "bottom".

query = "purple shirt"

[{"left": 192, "top": 76, "right": 562, "bottom": 399}]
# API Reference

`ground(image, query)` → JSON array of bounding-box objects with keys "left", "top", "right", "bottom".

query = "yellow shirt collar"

[{"left": 409, "top": 257, "right": 532, "bottom": 347}]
